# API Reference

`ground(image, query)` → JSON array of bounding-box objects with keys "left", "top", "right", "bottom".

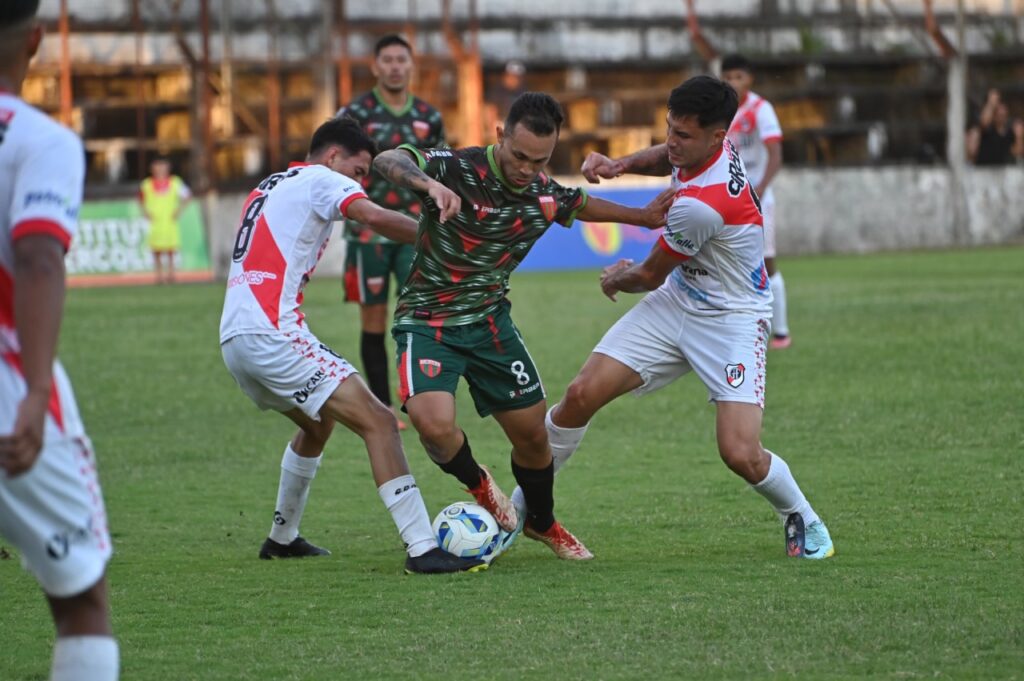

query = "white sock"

[
  {"left": 512, "top": 405, "right": 590, "bottom": 512},
  {"left": 51, "top": 636, "right": 119, "bottom": 681},
  {"left": 751, "top": 451, "right": 819, "bottom": 526},
  {"left": 378, "top": 474, "right": 436, "bottom": 558},
  {"left": 770, "top": 272, "right": 789, "bottom": 337},
  {"left": 268, "top": 444, "right": 321, "bottom": 545}
]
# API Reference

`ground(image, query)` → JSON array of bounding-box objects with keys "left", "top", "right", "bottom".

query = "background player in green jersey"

[
  {"left": 338, "top": 34, "right": 445, "bottom": 430},
  {"left": 374, "top": 93, "right": 673, "bottom": 560}
]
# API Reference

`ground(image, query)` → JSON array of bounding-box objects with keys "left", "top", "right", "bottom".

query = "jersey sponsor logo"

[
  {"left": 413, "top": 120, "right": 431, "bottom": 140},
  {"left": 538, "top": 195, "right": 556, "bottom": 222},
  {"left": 45, "top": 521, "right": 93, "bottom": 561},
  {"left": 418, "top": 358, "right": 442, "bottom": 378},
  {"left": 23, "top": 190, "right": 78, "bottom": 220},
  {"left": 425, "top": 149, "right": 453, "bottom": 160},
  {"left": 393, "top": 482, "right": 418, "bottom": 496},
  {"left": 227, "top": 270, "right": 279, "bottom": 288},
  {"left": 750, "top": 265, "right": 769, "bottom": 294},
  {"left": 725, "top": 141, "right": 747, "bottom": 197},
  {"left": 725, "top": 363, "right": 746, "bottom": 388},
  {"left": 293, "top": 368, "right": 327, "bottom": 404},
  {"left": 508, "top": 381, "right": 542, "bottom": 399}
]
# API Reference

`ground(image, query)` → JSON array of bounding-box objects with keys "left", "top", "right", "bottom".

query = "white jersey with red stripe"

[
  {"left": 219, "top": 162, "right": 367, "bottom": 343},
  {"left": 657, "top": 138, "right": 772, "bottom": 317},
  {"left": 0, "top": 92, "right": 86, "bottom": 440},
  {"left": 726, "top": 91, "right": 782, "bottom": 202}
]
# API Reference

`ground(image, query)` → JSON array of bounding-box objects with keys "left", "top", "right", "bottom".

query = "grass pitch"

[{"left": 2, "top": 246, "right": 1022, "bottom": 680}]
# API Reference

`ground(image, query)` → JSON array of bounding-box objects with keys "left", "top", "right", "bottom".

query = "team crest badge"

[
  {"left": 538, "top": 195, "right": 556, "bottom": 222},
  {"left": 419, "top": 359, "right": 442, "bottom": 378},
  {"left": 413, "top": 120, "right": 431, "bottom": 140},
  {"left": 367, "top": 276, "right": 385, "bottom": 296},
  {"left": 725, "top": 363, "right": 745, "bottom": 388}
]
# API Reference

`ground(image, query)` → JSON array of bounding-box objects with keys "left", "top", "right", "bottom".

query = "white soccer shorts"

[
  {"left": 761, "top": 193, "right": 777, "bottom": 259},
  {"left": 221, "top": 330, "right": 357, "bottom": 420},
  {"left": 1, "top": 363, "right": 111, "bottom": 598},
  {"left": 593, "top": 286, "right": 769, "bottom": 408}
]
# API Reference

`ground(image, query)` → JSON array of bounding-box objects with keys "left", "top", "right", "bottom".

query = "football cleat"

[
  {"left": 404, "top": 547, "right": 488, "bottom": 574},
  {"left": 524, "top": 520, "right": 593, "bottom": 561},
  {"left": 803, "top": 520, "right": 835, "bottom": 560},
  {"left": 259, "top": 536, "right": 331, "bottom": 560},
  {"left": 467, "top": 465, "right": 519, "bottom": 532},
  {"left": 769, "top": 335, "right": 792, "bottom": 350},
  {"left": 784, "top": 513, "right": 805, "bottom": 557},
  {"left": 485, "top": 510, "right": 525, "bottom": 565}
]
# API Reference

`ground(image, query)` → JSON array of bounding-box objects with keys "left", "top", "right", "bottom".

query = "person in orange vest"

[{"left": 138, "top": 156, "right": 191, "bottom": 284}]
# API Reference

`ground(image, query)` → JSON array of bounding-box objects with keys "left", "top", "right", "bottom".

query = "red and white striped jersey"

[
  {"left": 726, "top": 91, "right": 782, "bottom": 199},
  {"left": 657, "top": 139, "right": 772, "bottom": 317},
  {"left": 0, "top": 92, "right": 86, "bottom": 438},
  {"left": 219, "top": 163, "right": 367, "bottom": 342}
]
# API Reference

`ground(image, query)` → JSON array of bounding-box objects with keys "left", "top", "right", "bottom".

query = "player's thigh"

[
  {"left": 559, "top": 351, "right": 646, "bottom": 425},
  {"left": 463, "top": 312, "right": 546, "bottom": 418},
  {"left": 314, "top": 374, "right": 394, "bottom": 437},
  {"left": 392, "top": 325, "right": 466, "bottom": 409},
  {"left": 0, "top": 436, "right": 112, "bottom": 599},
  {"left": 592, "top": 287, "right": 691, "bottom": 396},
  {"left": 715, "top": 400, "right": 764, "bottom": 458},
  {"left": 391, "top": 243, "right": 416, "bottom": 291},
  {"left": 221, "top": 332, "right": 357, "bottom": 421},
  {"left": 679, "top": 313, "right": 769, "bottom": 409},
  {"left": 344, "top": 242, "right": 391, "bottom": 305}
]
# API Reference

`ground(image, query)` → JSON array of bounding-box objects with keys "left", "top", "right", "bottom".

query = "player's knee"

[
  {"left": 302, "top": 419, "right": 334, "bottom": 449},
  {"left": 413, "top": 418, "right": 458, "bottom": 451},
  {"left": 718, "top": 439, "right": 765, "bottom": 483},
  {"left": 562, "top": 377, "right": 597, "bottom": 421},
  {"left": 514, "top": 421, "right": 549, "bottom": 460},
  {"left": 362, "top": 399, "right": 398, "bottom": 436}
]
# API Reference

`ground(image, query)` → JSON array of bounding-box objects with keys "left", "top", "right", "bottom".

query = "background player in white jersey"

[
  {"left": 520, "top": 76, "right": 833, "bottom": 559},
  {"left": 0, "top": 2, "right": 119, "bottom": 679},
  {"left": 219, "top": 116, "right": 484, "bottom": 574},
  {"left": 721, "top": 54, "right": 791, "bottom": 349}
]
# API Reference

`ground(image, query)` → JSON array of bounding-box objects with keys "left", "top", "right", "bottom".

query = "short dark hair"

[
  {"left": 309, "top": 115, "right": 378, "bottom": 158},
  {"left": 374, "top": 34, "right": 412, "bottom": 57},
  {"left": 721, "top": 54, "right": 753, "bottom": 74},
  {"left": 505, "top": 92, "right": 565, "bottom": 137},
  {"left": 0, "top": 0, "right": 39, "bottom": 28},
  {"left": 667, "top": 76, "right": 738, "bottom": 130}
]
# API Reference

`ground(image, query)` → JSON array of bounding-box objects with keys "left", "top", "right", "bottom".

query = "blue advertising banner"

[{"left": 519, "top": 186, "right": 666, "bottom": 272}]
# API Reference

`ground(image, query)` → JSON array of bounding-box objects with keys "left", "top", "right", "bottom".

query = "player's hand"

[
  {"left": 581, "top": 153, "right": 625, "bottom": 184},
  {"left": 639, "top": 188, "right": 675, "bottom": 229},
  {"left": 0, "top": 391, "right": 49, "bottom": 477},
  {"left": 599, "top": 258, "right": 633, "bottom": 301},
  {"left": 1013, "top": 119, "right": 1024, "bottom": 139},
  {"left": 428, "top": 181, "right": 461, "bottom": 224}
]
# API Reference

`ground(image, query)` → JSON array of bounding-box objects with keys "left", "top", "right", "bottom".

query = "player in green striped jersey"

[{"left": 374, "top": 93, "right": 673, "bottom": 560}]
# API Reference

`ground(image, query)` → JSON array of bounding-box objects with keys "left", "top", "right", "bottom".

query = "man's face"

[
  {"left": 495, "top": 122, "right": 557, "bottom": 188},
  {"left": 995, "top": 103, "right": 1010, "bottom": 127},
  {"left": 372, "top": 44, "right": 413, "bottom": 94},
  {"left": 722, "top": 68, "right": 753, "bottom": 100},
  {"left": 664, "top": 113, "right": 725, "bottom": 171},
  {"left": 325, "top": 147, "right": 372, "bottom": 182}
]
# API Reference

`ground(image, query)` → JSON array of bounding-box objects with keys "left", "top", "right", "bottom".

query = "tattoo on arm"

[
  {"left": 373, "top": 150, "right": 434, "bottom": 192},
  {"left": 621, "top": 145, "right": 672, "bottom": 176}
]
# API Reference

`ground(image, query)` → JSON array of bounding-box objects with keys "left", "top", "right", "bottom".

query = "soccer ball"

[{"left": 432, "top": 501, "right": 501, "bottom": 559}]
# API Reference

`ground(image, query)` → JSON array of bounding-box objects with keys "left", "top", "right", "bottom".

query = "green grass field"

[{"left": 2, "top": 247, "right": 1023, "bottom": 680}]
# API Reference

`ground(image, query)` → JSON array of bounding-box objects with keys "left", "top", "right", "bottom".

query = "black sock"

[
  {"left": 511, "top": 460, "right": 555, "bottom": 532},
  {"left": 438, "top": 432, "right": 484, "bottom": 489},
  {"left": 360, "top": 331, "right": 391, "bottom": 406}
]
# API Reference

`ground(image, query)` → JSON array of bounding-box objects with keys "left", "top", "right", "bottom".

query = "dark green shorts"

[
  {"left": 343, "top": 241, "right": 415, "bottom": 305},
  {"left": 392, "top": 307, "right": 546, "bottom": 417}
]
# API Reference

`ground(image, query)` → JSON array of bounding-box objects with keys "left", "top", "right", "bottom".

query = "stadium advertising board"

[
  {"left": 68, "top": 200, "right": 210, "bottom": 275},
  {"left": 520, "top": 186, "right": 664, "bottom": 271}
]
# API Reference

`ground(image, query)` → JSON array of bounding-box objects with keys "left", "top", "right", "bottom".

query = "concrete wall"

[{"left": 204, "top": 165, "right": 1024, "bottom": 278}]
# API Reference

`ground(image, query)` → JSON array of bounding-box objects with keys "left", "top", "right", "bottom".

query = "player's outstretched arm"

[
  {"left": 599, "top": 243, "right": 680, "bottom": 302},
  {"left": 577, "top": 189, "right": 675, "bottom": 229},
  {"left": 345, "top": 198, "right": 419, "bottom": 245},
  {"left": 0, "top": 235, "right": 66, "bottom": 477},
  {"left": 373, "top": 149, "right": 461, "bottom": 223},
  {"left": 580, "top": 144, "right": 671, "bottom": 184}
]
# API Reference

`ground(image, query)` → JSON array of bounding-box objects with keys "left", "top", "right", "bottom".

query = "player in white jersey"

[
  {"left": 514, "top": 77, "right": 833, "bottom": 559},
  {"left": 220, "top": 116, "right": 484, "bottom": 574},
  {"left": 0, "top": 2, "right": 119, "bottom": 679},
  {"left": 722, "top": 54, "right": 791, "bottom": 349}
]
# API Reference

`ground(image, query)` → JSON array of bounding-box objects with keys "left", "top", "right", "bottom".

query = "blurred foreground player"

[
  {"left": 219, "top": 116, "right": 484, "bottom": 574},
  {"left": 535, "top": 77, "right": 834, "bottom": 559},
  {"left": 0, "top": 1, "right": 119, "bottom": 679}
]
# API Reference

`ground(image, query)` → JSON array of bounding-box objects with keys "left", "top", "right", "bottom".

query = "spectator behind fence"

[
  {"left": 139, "top": 156, "right": 192, "bottom": 284},
  {"left": 967, "top": 89, "right": 1024, "bottom": 166}
]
